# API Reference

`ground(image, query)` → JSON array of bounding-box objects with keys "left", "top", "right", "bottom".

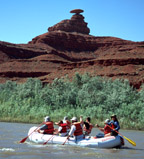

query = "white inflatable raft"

[{"left": 28, "top": 126, "right": 124, "bottom": 148}]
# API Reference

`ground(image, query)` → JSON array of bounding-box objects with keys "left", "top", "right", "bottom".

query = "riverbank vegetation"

[{"left": 0, "top": 73, "right": 144, "bottom": 130}]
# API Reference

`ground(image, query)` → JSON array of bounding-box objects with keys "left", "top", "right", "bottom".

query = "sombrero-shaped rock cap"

[{"left": 70, "top": 9, "right": 84, "bottom": 14}]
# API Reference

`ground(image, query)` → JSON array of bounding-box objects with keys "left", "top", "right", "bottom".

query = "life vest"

[
  {"left": 44, "top": 121, "right": 54, "bottom": 134},
  {"left": 104, "top": 125, "right": 111, "bottom": 134},
  {"left": 66, "top": 120, "right": 71, "bottom": 129},
  {"left": 111, "top": 121, "right": 116, "bottom": 129},
  {"left": 83, "top": 124, "right": 93, "bottom": 134},
  {"left": 60, "top": 123, "right": 67, "bottom": 133},
  {"left": 110, "top": 120, "right": 120, "bottom": 130},
  {"left": 73, "top": 122, "right": 83, "bottom": 136}
]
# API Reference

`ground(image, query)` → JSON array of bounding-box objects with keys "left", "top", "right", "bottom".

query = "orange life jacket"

[
  {"left": 73, "top": 122, "right": 83, "bottom": 136},
  {"left": 66, "top": 120, "right": 71, "bottom": 129},
  {"left": 104, "top": 125, "right": 111, "bottom": 134},
  {"left": 111, "top": 122, "right": 116, "bottom": 129},
  {"left": 83, "top": 124, "right": 93, "bottom": 134},
  {"left": 44, "top": 121, "right": 54, "bottom": 134},
  {"left": 60, "top": 123, "right": 67, "bottom": 133}
]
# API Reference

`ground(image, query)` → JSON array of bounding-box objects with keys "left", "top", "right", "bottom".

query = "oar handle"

[
  {"left": 107, "top": 124, "right": 121, "bottom": 136},
  {"left": 28, "top": 122, "right": 44, "bottom": 137}
]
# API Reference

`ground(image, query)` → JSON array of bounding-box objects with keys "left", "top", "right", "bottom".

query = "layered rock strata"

[{"left": 0, "top": 9, "right": 144, "bottom": 89}]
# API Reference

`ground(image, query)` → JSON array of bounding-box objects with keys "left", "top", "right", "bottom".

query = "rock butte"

[
  {"left": 48, "top": 9, "right": 90, "bottom": 35},
  {"left": 0, "top": 9, "right": 144, "bottom": 89}
]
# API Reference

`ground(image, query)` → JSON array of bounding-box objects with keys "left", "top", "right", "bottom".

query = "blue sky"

[{"left": 0, "top": 0, "right": 144, "bottom": 44}]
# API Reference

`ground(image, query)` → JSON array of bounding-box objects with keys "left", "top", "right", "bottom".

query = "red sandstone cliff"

[{"left": 0, "top": 9, "right": 144, "bottom": 88}]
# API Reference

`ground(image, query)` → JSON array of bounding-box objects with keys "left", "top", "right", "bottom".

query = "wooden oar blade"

[
  {"left": 19, "top": 122, "right": 44, "bottom": 144},
  {"left": 107, "top": 124, "right": 136, "bottom": 147},
  {"left": 62, "top": 138, "right": 68, "bottom": 145},
  {"left": 43, "top": 135, "right": 55, "bottom": 145},
  {"left": 124, "top": 136, "right": 136, "bottom": 146},
  {"left": 19, "top": 137, "right": 28, "bottom": 143},
  {"left": 43, "top": 142, "right": 47, "bottom": 145}
]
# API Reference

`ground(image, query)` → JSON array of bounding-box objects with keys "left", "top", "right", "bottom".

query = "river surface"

[{"left": 0, "top": 122, "right": 144, "bottom": 159}]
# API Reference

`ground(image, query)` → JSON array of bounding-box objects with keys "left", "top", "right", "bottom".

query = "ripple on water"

[{"left": 0, "top": 148, "right": 15, "bottom": 152}]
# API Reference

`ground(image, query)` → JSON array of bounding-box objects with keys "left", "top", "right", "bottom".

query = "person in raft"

[
  {"left": 66, "top": 117, "right": 84, "bottom": 140},
  {"left": 55, "top": 120, "right": 68, "bottom": 137},
  {"left": 106, "top": 114, "right": 120, "bottom": 137},
  {"left": 63, "top": 116, "right": 71, "bottom": 132},
  {"left": 80, "top": 116, "right": 93, "bottom": 136},
  {"left": 95, "top": 119, "right": 111, "bottom": 138},
  {"left": 37, "top": 116, "right": 54, "bottom": 134}
]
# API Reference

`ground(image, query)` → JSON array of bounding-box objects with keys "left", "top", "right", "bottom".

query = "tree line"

[{"left": 0, "top": 73, "right": 144, "bottom": 130}]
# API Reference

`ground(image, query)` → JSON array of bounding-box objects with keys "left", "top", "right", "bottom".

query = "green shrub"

[{"left": 0, "top": 74, "right": 144, "bottom": 130}]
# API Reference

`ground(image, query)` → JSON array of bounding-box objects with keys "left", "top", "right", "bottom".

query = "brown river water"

[{"left": 0, "top": 122, "right": 144, "bottom": 159}]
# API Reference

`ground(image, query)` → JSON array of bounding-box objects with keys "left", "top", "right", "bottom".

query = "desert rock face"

[
  {"left": 0, "top": 9, "right": 144, "bottom": 88},
  {"left": 29, "top": 31, "right": 97, "bottom": 51}
]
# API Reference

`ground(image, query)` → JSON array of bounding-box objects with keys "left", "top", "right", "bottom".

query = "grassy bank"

[{"left": 0, "top": 73, "right": 144, "bottom": 130}]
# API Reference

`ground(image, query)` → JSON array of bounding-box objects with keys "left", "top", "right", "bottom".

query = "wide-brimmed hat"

[
  {"left": 71, "top": 117, "right": 77, "bottom": 121},
  {"left": 111, "top": 114, "right": 116, "bottom": 118}
]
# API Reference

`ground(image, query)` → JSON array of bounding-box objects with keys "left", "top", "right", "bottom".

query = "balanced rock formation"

[
  {"left": 29, "top": 9, "right": 91, "bottom": 51},
  {"left": 0, "top": 9, "right": 144, "bottom": 89},
  {"left": 48, "top": 9, "right": 90, "bottom": 35}
]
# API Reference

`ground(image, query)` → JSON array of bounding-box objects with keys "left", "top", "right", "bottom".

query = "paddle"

[
  {"left": 43, "top": 134, "right": 55, "bottom": 145},
  {"left": 62, "top": 137, "right": 68, "bottom": 145},
  {"left": 107, "top": 125, "right": 136, "bottom": 146},
  {"left": 19, "top": 122, "right": 44, "bottom": 143}
]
